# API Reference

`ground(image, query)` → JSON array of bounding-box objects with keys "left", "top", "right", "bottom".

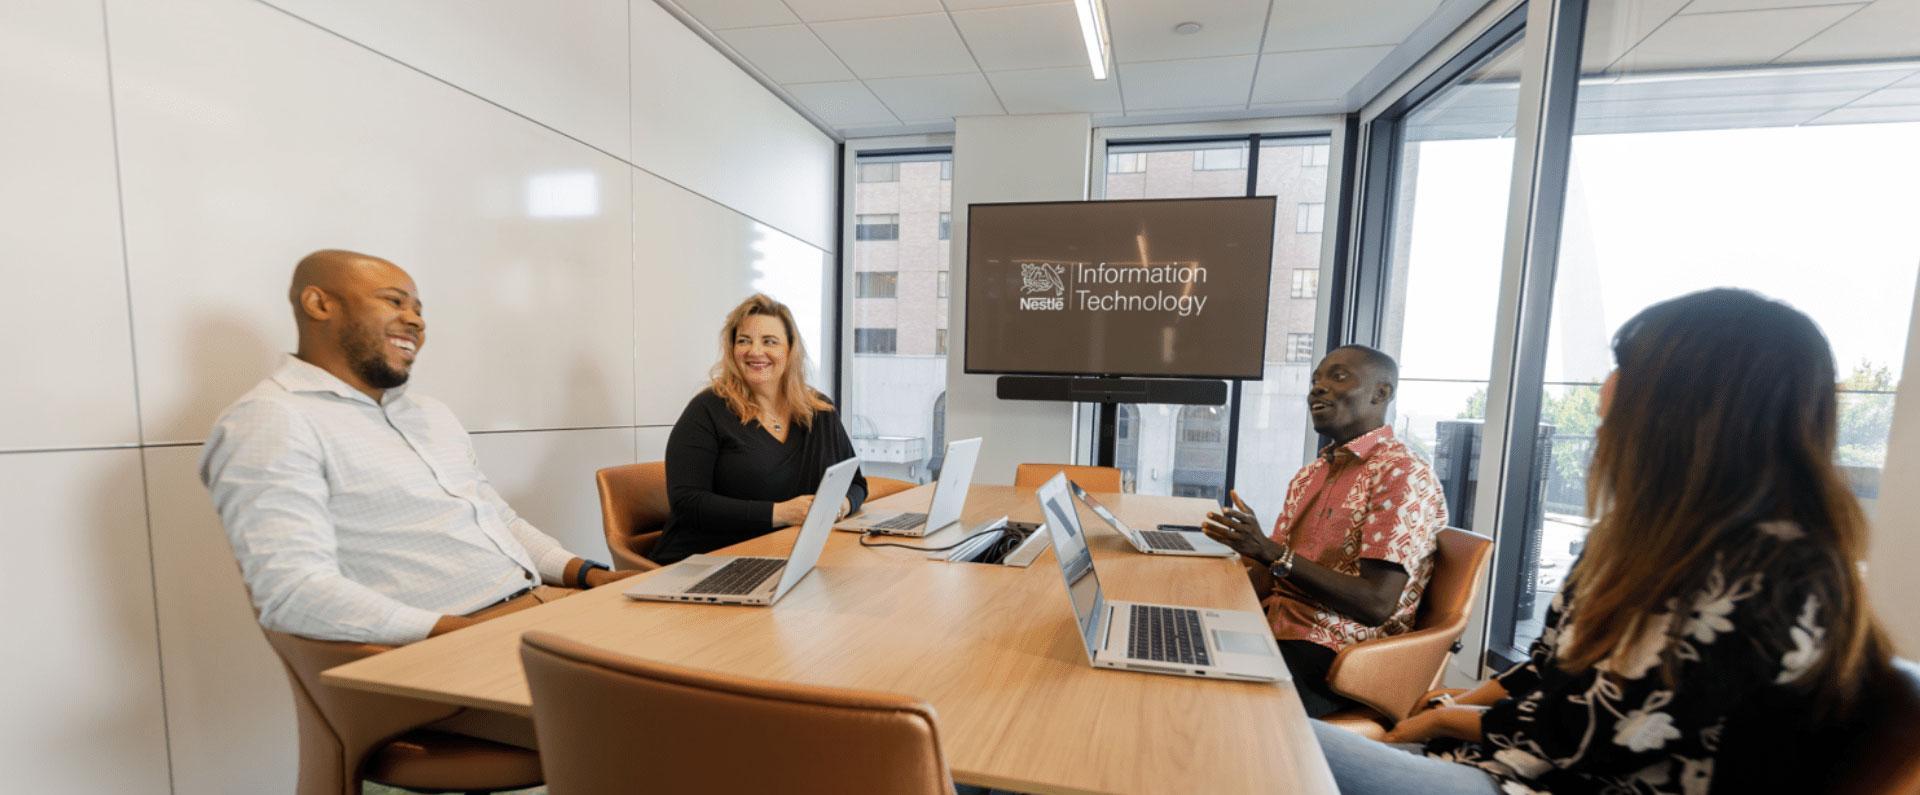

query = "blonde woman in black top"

[
  {"left": 651, "top": 294, "right": 867, "bottom": 566},
  {"left": 1312, "top": 289, "right": 1891, "bottom": 794}
]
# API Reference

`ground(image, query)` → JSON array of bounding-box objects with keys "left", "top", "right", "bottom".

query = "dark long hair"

[{"left": 1562, "top": 289, "right": 1886, "bottom": 720}]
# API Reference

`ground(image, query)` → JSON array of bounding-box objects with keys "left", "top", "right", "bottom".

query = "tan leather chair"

[
  {"left": 520, "top": 631, "right": 956, "bottom": 795},
  {"left": 1320, "top": 527, "right": 1493, "bottom": 739},
  {"left": 867, "top": 475, "right": 917, "bottom": 501},
  {"left": 595, "top": 461, "right": 668, "bottom": 571},
  {"left": 1827, "top": 657, "right": 1920, "bottom": 795},
  {"left": 1013, "top": 463, "right": 1124, "bottom": 492},
  {"left": 264, "top": 631, "right": 542, "bottom": 795}
]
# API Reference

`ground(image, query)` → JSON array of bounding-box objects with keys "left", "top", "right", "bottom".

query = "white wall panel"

[
  {"left": 638, "top": 425, "right": 673, "bottom": 460},
  {"left": 471, "top": 427, "right": 637, "bottom": 563},
  {"left": 631, "top": 0, "right": 838, "bottom": 251},
  {"left": 260, "top": 0, "right": 632, "bottom": 159},
  {"left": 0, "top": 449, "right": 170, "bottom": 792},
  {"left": 945, "top": 114, "right": 1089, "bottom": 484},
  {"left": 143, "top": 444, "right": 298, "bottom": 794},
  {"left": 0, "top": 0, "right": 139, "bottom": 450},
  {"left": 108, "top": 0, "right": 635, "bottom": 443},
  {"left": 633, "top": 169, "right": 833, "bottom": 426}
]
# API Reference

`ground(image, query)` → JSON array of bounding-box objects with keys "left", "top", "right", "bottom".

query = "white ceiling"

[
  {"left": 1409, "top": 0, "right": 1920, "bottom": 141},
  {"left": 660, "top": 0, "right": 1474, "bottom": 138},
  {"left": 661, "top": 0, "right": 1920, "bottom": 141}
]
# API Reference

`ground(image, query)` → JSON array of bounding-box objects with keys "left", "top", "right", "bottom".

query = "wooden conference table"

[{"left": 324, "top": 484, "right": 1337, "bottom": 794}]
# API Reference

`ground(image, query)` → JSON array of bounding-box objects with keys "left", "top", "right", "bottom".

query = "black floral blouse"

[{"left": 1423, "top": 521, "right": 1835, "bottom": 794}]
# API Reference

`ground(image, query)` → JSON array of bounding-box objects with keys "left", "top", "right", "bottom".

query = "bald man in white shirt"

[{"left": 201, "top": 249, "right": 635, "bottom": 645}]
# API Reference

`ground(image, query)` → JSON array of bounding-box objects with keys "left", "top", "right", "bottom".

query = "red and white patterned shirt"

[{"left": 1263, "top": 425, "right": 1447, "bottom": 652}]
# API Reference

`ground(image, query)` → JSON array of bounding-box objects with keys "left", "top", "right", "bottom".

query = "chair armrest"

[
  {"left": 610, "top": 531, "right": 663, "bottom": 572},
  {"left": 1324, "top": 625, "right": 1463, "bottom": 722}
]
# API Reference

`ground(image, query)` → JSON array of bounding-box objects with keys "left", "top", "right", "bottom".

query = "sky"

[{"left": 1394, "top": 121, "right": 1920, "bottom": 388}]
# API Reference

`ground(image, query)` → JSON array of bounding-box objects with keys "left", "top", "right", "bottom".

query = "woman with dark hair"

[
  {"left": 1311, "top": 288, "right": 1890, "bottom": 794},
  {"left": 650, "top": 294, "right": 867, "bottom": 566}
]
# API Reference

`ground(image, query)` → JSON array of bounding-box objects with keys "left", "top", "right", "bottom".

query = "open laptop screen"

[
  {"left": 1066, "top": 479, "right": 1138, "bottom": 544},
  {"left": 1038, "top": 476, "right": 1104, "bottom": 660}
]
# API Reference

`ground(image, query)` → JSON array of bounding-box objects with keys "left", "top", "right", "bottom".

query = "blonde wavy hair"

[{"left": 709, "top": 293, "right": 831, "bottom": 429}]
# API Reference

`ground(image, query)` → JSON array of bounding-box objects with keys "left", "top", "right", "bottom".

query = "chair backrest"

[
  {"left": 1324, "top": 527, "right": 1493, "bottom": 721},
  {"left": 520, "top": 631, "right": 954, "bottom": 795},
  {"left": 595, "top": 462, "right": 669, "bottom": 571},
  {"left": 261, "top": 630, "right": 460, "bottom": 795},
  {"left": 1414, "top": 527, "right": 1494, "bottom": 632},
  {"left": 1013, "top": 463, "right": 1123, "bottom": 493},
  {"left": 866, "top": 475, "right": 918, "bottom": 502},
  {"left": 1830, "top": 657, "right": 1920, "bottom": 795}
]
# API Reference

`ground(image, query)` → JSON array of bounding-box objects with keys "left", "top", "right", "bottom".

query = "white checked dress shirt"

[{"left": 200, "top": 356, "right": 576, "bottom": 644}]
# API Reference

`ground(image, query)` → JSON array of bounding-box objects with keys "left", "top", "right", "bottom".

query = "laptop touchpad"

[{"left": 1213, "top": 629, "right": 1276, "bottom": 657}]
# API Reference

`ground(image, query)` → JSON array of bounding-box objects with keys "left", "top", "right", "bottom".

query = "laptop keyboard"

[
  {"left": 867, "top": 512, "right": 929, "bottom": 532},
  {"left": 1127, "top": 604, "right": 1212, "bottom": 666},
  {"left": 1139, "top": 530, "right": 1196, "bottom": 551},
  {"left": 685, "top": 557, "right": 785, "bottom": 595}
]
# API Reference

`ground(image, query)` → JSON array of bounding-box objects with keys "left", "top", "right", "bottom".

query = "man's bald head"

[
  {"left": 290, "top": 249, "right": 400, "bottom": 314},
  {"left": 288, "top": 249, "right": 425, "bottom": 399}
]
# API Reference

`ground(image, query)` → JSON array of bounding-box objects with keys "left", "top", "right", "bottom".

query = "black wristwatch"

[
  {"left": 1267, "top": 546, "right": 1297, "bottom": 581},
  {"left": 576, "top": 560, "right": 610, "bottom": 588}
]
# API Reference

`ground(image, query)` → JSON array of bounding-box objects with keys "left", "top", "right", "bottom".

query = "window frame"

[
  {"left": 858, "top": 161, "right": 899, "bottom": 183},
  {"left": 1085, "top": 117, "right": 1353, "bottom": 493},
  {"left": 854, "top": 271, "right": 899, "bottom": 299},
  {"left": 853, "top": 327, "right": 898, "bottom": 354}
]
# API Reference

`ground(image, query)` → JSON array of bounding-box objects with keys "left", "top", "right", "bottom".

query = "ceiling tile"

[
  {"left": 782, "top": 0, "right": 945, "bottom": 23},
  {"left": 1808, "top": 103, "right": 1920, "bottom": 124},
  {"left": 717, "top": 25, "right": 853, "bottom": 83},
  {"left": 1107, "top": 0, "right": 1268, "bottom": 63},
  {"left": 1573, "top": 108, "right": 1823, "bottom": 134},
  {"left": 1117, "top": 55, "right": 1257, "bottom": 110},
  {"left": 1250, "top": 45, "right": 1394, "bottom": 104},
  {"left": 1782, "top": 0, "right": 1920, "bottom": 62},
  {"left": 1612, "top": 6, "right": 1859, "bottom": 72},
  {"left": 866, "top": 73, "right": 1006, "bottom": 121},
  {"left": 943, "top": 0, "right": 1059, "bottom": 8},
  {"left": 786, "top": 80, "right": 899, "bottom": 127},
  {"left": 669, "top": 0, "right": 798, "bottom": 30},
  {"left": 1263, "top": 0, "right": 1445, "bottom": 52},
  {"left": 1246, "top": 99, "right": 1346, "bottom": 115},
  {"left": 951, "top": 3, "right": 1085, "bottom": 72},
  {"left": 1582, "top": 0, "right": 1690, "bottom": 71},
  {"left": 1682, "top": 0, "right": 1860, "bottom": 12},
  {"left": 812, "top": 13, "right": 981, "bottom": 78},
  {"left": 1850, "top": 84, "right": 1920, "bottom": 107},
  {"left": 986, "top": 66, "right": 1124, "bottom": 113}
]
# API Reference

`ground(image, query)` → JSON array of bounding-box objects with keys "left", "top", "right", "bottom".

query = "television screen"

[{"left": 964, "top": 196, "right": 1277, "bottom": 379}]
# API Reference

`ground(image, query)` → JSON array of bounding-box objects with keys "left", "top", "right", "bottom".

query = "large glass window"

[
  {"left": 1372, "top": 35, "right": 1527, "bottom": 556},
  {"left": 1233, "top": 137, "right": 1338, "bottom": 514},
  {"left": 1096, "top": 136, "right": 1333, "bottom": 507},
  {"left": 1488, "top": 2, "right": 1920, "bottom": 655},
  {"left": 855, "top": 272, "right": 897, "bottom": 299},
  {"left": 855, "top": 214, "right": 899, "bottom": 241},
  {"left": 1099, "top": 140, "right": 1250, "bottom": 498},
  {"left": 847, "top": 152, "right": 953, "bottom": 483}
]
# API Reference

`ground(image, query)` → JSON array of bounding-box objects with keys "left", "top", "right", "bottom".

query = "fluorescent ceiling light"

[{"left": 1074, "top": 0, "right": 1111, "bottom": 81}]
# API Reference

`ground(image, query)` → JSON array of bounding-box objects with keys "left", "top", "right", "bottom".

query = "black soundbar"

[{"left": 995, "top": 376, "right": 1227, "bottom": 406}]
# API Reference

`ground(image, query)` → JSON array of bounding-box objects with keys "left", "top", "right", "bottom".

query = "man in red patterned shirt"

[{"left": 1202, "top": 345, "right": 1447, "bottom": 717}]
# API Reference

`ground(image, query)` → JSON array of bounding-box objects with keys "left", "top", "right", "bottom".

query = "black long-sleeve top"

[
  {"left": 650, "top": 389, "right": 867, "bottom": 566},
  {"left": 1422, "top": 521, "right": 1847, "bottom": 794}
]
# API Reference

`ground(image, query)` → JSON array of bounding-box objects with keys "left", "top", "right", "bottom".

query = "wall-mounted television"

[{"left": 964, "top": 196, "right": 1277, "bottom": 380}]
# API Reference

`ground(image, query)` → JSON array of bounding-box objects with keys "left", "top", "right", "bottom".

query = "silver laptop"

[
  {"left": 1067, "top": 480, "right": 1235, "bottom": 558},
  {"left": 834, "top": 437, "right": 982, "bottom": 537},
  {"left": 1037, "top": 474, "right": 1288, "bottom": 682},
  {"left": 624, "top": 458, "right": 859, "bottom": 606}
]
